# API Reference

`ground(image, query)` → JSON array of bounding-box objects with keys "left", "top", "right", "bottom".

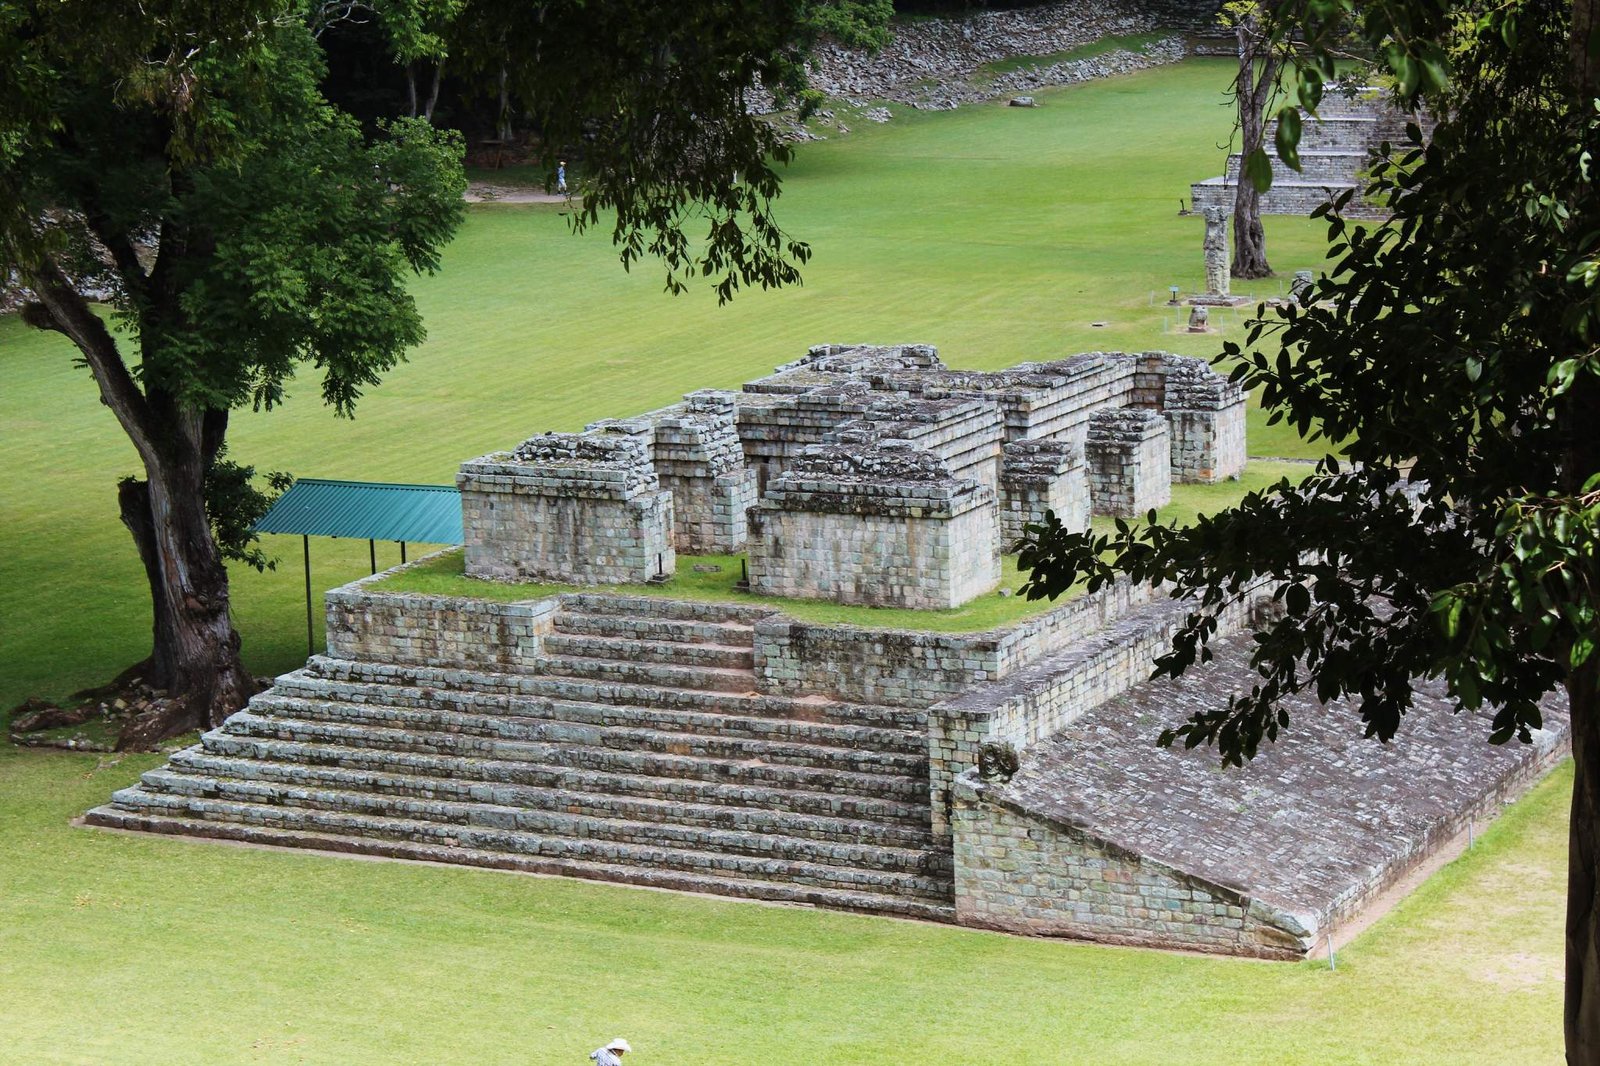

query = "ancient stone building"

[
  {"left": 86, "top": 341, "right": 1566, "bottom": 961},
  {"left": 459, "top": 343, "right": 1247, "bottom": 605}
]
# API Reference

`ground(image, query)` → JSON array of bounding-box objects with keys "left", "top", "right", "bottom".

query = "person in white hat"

[{"left": 589, "top": 1037, "right": 631, "bottom": 1065}]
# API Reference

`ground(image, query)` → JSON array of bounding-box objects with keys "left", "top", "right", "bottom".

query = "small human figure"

[
  {"left": 589, "top": 1037, "right": 631, "bottom": 1065},
  {"left": 557, "top": 160, "right": 568, "bottom": 195}
]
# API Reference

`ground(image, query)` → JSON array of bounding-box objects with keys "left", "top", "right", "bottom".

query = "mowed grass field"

[
  {"left": 0, "top": 58, "right": 1568, "bottom": 1064},
  {"left": 0, "top": 58, "right": 1332, "bottom": 711}
]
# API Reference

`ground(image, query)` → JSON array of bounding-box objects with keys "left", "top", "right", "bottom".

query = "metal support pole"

[
  {"left": 369, "top": 538, "right": 377, "bottom": 575},
  {"left": 303, "top": 535, "right": 314, "bottom": 657},
  {"left": 400, "top": 541, "right": 407, "bottom": 564}
]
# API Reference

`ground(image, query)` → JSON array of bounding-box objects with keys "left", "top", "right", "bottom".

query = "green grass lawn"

[
  {"left": 0, "top": 57, "right": 1569, "bottom": 1064},
  {"left": 0, "top": 58, "right": 1331, "bottom": 715},
  {"left": 0, "top": 745, "right": 1567, "bottom": 1064}
]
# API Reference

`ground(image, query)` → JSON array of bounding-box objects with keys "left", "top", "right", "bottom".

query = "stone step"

[
  {"left": 543, "top": 633, "right": 754, "bottom": 670},
  {"left": 1224, "top": 150, "right": 1368, "bottom": 184},
  {"left": 244, "top": 694, "right": 927, "bottom": 777},
  {"left": 166, "top": 750, "right": 936, "bottom": 848},
  {"left": 299, "top": 657, "right": 926, "bottom": 731},
  {"left": 82, "top": 806, "right": 957, "bottom": 921},
  {"left": 269, "top": 674, "right": 926, "bottom": 756},
  {"left": 98, "top": 789, "right": 952, "bottom": 900},
  {"left": 561, "top": 593, "right": 776, "bottom": 625},
  {"left": 212, "top": 716, "right": 928, "bottom": 802},
  {"left": 535, "top": 654, "right": 757, "bottom": 694},
  {"left": 191, "top": 734, "right": 932, "bottom": 826},
  {"left": 135, "top": 768, "right": 937, "bottom": 874},
  {"left": 552, "top": 612, "right": 756, "bottom": 646}
]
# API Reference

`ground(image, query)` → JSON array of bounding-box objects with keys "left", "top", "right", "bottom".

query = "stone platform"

[{"left": 953, "top": 633, "right": 1571, "bottom": 957}]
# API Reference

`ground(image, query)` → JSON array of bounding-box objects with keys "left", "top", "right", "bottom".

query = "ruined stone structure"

[
  {"left": 86, "top": 341, "right": 1566, "bottom": 962},
  {"left": 1190, "top": 91, "right": 1434, "bottom": 219},
  {"left": 459, "top": 343, "right": 1246, "bottom": 605}
]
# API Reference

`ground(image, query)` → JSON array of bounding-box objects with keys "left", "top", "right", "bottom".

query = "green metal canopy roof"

[{"left": 253, "top": 478, "right": 463, "bottom": 544}]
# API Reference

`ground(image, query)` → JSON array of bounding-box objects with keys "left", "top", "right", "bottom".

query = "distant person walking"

[
  {"left": 557, "top": 160, "right": 568, "bottom": 195},
  {"left": 589, "top": 1037, "right": 631, "bottom": 1065}
]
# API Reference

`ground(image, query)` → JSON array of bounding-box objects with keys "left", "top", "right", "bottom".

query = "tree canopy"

[{"left": 1017, "top": 0, "right": 1599, "bottom": 1052}]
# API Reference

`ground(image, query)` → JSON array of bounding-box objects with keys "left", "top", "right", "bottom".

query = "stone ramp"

[
  {"left": 87, "top": 596, "right": 954, "bottom": 921},
  {"left": 954, "top": 633, "right": 1570, "bottom": 956}
]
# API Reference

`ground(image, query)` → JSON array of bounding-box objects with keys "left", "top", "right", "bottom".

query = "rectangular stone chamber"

[
  {"left": 747, "top": 443, "right": 1001, "bottom": 609},
  {"left": 458, "top": 432, "right": 675, "bottom": 584},
  {"left": 1084, "top": 407, "right": 1172, "bottom": 516}
]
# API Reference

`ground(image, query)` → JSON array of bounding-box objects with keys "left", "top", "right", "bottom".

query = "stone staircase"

[
  {"left": 1190, "top": 97, "right": 1427, "bottom": 219},
  {"left": 86, "top": 595, "right": 953, "bottom": 920}
]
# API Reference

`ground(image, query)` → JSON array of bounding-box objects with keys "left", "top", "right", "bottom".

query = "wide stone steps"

[
  {"left": 543, "top": 633, "right": 754, "bottom": 670},
  {"left": 163, "top": 750, "right": 935, "bottom": 848},
  {"left": 213, "top": 714, "right": 927, "bottom": 803},
  {"left": 536, "top": 654, "right": 757, "bottom": 694},
  {"left": 561, "top": 593, "right": 775, "bottom": 625},
  {"left": 268, "top": 673, "right": 925, "bottom": 756},
  {"left": 1224, "top": 150, "right": 1369, "bottom": 184},
  {"left": 82, "top": 807, "right": 956, "bottom": 921},
  {"left": 183, "top": 734, "right": 933, "bottom": 826},
  {"left": 552, "top": 613, "right": 755, "bottom": 646},
  {"left": 300, "top": 657, "right": 926, "bottom": 732},
  {"left": 96, "top": 788, "right": 952, "bottom": 900},
  {"left": 129, "top": 768, "right": 936, "bottom": 874},
  {"left": 241, "top": 694, "right": 927, "bottom": 777}
]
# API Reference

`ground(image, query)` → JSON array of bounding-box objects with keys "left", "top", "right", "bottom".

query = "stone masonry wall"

[
  {"left": 324, "top": 562, "right": 559, "bottom": 672},
  {"left": 999, "top": 438, "right": 1089, "bottom": 547},
  {"left": 459, "top": 433, "right": 675, "bottom": 584},
  {"left": 1085, "top": 407, "right": 1172, "bottom": 515},
  {"left": 747, "top": 443, "right": 1000, "bottom": 609},
  {"left": 923, "top": 580, "right": 1269, "bottom": 842},
  {"left": 951, "top": 781, "right": 1309, "bottom": 958}
]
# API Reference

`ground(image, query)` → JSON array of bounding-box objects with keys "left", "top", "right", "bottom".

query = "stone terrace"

[{"left": 953, "top": 633, "right": 1571, "bottom": 957}]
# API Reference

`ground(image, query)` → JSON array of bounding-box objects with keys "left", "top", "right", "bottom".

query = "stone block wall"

[
  {"left": 630, "top": 391, "right": 758, "bottom": 553},
  {"left": 458, "top": 433, "right": 675, "bottom": 585},
  {"left": 747, "top": 443, "right": 1000, "bottom": 609},
  {"left": 951, "top": 780, "right": 1312, "bottom": 958},
  {"left": 325, "top": 565, "right": 559, "bottom": 672},
  {"left": 831, "top": 395, "right": 1006, "bottom": 493},
  {"left": 999, "top": 438, "right": 1090, "bottom": 547},
  {"left": 753, "top": 621, "right": 1004, "bottom": 707},
  {"left": 1085, "top": 408, "right": 1172, "bottom": 515},
  {"left": 1153, "top": 353, "right": 1247, "bottom": 482}
]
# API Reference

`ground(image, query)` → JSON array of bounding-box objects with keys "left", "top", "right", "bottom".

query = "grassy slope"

[
  {"left": 0, "top": 746, "right": 1566, "bottom": 1064},
  {"left": 0, "top": 58, "right": 1329, "bottom": 712}
]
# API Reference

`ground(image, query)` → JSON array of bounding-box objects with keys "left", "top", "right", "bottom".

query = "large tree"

[
  {"left": 1, "top": 0, "right": 825, "bottom": 743},
  {"left": 1016, "top": 0, "right": 1600, "bottom": 1054}
]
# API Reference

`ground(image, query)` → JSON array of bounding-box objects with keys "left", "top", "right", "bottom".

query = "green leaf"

[
  {"left": 1275, "top": 107, "right": 1302, "bottom": 172},
  {"left": 1243, "top": 147, "right": 1274, "bottom": 193}
]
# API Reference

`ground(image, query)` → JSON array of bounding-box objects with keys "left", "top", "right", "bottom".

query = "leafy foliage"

[{"left": 1019, "top": 0, "right": 1597, "bottom": 763}]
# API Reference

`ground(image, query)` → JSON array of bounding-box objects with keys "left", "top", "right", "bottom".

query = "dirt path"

[{"left": 465, "top": 182, "right": 578, "bottom": 205}]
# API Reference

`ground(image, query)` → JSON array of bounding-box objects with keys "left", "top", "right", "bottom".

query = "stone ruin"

[
  {"left": 89, "top": 340, "right": 1568, "bottom": 963},
  {"left": 457, "top": 343, "right": 1249, "bottom": 603}
]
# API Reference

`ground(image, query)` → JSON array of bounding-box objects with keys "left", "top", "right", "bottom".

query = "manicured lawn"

[
  {"left": 0, "top": 745, "right": 1566, "bottom": 1063},
  {"left": 0, "top": 57, "right": 1569, "bottom": 1065},
  {"left": 0, "top": 58, "right": 1331, "bottom": 716}
]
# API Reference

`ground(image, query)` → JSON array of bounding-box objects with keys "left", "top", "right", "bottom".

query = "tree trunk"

[
  {"left": 1567, "top": 663, "right": 1600, "bottom": 1060},
  {"left": 423, "top": 59, "right": 445, "bottom": 124},
  {"left": 1232, "top": 19, "right": 1275, "bottom": 279},
  {"left": 497, "top": 64, "right": 514, "bottom": 142},
  {"left": 405, "top": 63, "right": 419, "bottom": 119},
  {"left": 26, "top": 259, "right": 252, "bottom": 746}
]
